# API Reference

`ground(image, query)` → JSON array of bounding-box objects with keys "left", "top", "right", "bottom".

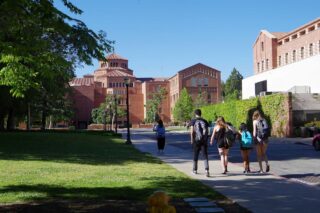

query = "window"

[
  {"left": 292, "top": 50, "right": 296, "bottom": 62},
  {"left": 308, "top": 26, "right": 315, "bottom": 32},
  {"left": 198, "top": 78, "right": 203, "bottom": 86},
  {"left": 207, "top": 94, "right": 211, "bottom": 103},
  {"left": 278, "top": 41, "right": 283, "bottom": 46},
  {"left": 261, "top": 60, "right": 264, "bottom": 71},
  {"left": 261, "top": 42, "right": 264, "bottom": 51},
  {"left": 284, "top": 38, "right": 290, "bottom": 43},
  {"left": 278, "top": 56, "right": 281, "bottom": 66},
  {"left": 299, "top": 30, "right": 306, "bottom": 36},
  {"left": 291, "top": 34, "right": 298, "bottom": 40},
  {"left": 257, "top": 62, "right": 260, "bottom": 72},
  {"left": 285, "top": 53, "right": 289, "bottom": 64},
  {"left": 309, "top": 43, "right": 314, "bottom": 56},
  {"left": 301, "top": 47, "right": 304, "bottom": 59},
  {"left": 204, "top": 78, "right": 208, "bottom": 86},
  {"left": 266, "top": 59, "right": 269, "bottom": 70},
  {"left": 109, "top": 83, "right": 112, "bottom": 88},
  {"left": 191, "top": 77, "right": 197, "bottom": 87}
]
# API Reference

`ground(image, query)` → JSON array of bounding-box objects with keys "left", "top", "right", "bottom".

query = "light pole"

[
  {"left": 124, "top": 77, "right": 132, "bottom": 144},
  {"left": 114, "top": 95, "right": 118, "bottom": 134}
]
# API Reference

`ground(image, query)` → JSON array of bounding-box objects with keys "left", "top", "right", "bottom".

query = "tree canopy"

[
  {"left": 173, "top": 88, "right": 193, "bottom": 123},
  {"left": 223, "top": 68, "right": 243, "bottom": 101},
  {"left": 0, "top": 0, "right": 113, "bottom": 97},
  {"left": 0, "top": 0, "right": 113, "bottom": 130},
  {"left": 145, "top": 87, "right": 167, "bottom": 123}
]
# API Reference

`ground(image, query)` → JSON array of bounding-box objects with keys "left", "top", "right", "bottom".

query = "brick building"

[
  {"left": 243, "top": 17, "right": 320, "bottom": 99},
  {"left": 70, "top": 53, "right": 221, "bottom": 128}
]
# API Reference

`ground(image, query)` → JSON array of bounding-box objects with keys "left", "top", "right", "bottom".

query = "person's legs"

[
  {"left": 193, "top": 144, "right": 201, "bottom": 172},
  {"left": 262, "top": 142, "right": 270, "bottom": 172},
  {"left": 256, "top": 144, "right": 263, "bottom": 172},
  {"left": 201, "top": 144, "right": 209, "bottom": 176},
  {"left": 218, "top": 148, "right": 225, "bottom": 173},
  {"left": 157, "top": 138, "right": 161, "bottom": 153},
  {"left": 246, "top": 149, "right": 251, "bottom": 172},
  {"left": 240, "top": 150, "right": 247, "bottom": 171},
  {"left": 224, "top": 149, "right": 229, "bottom": 172},
  {"left": 159, "top": 137, "right": 165, "bottom": 152}
]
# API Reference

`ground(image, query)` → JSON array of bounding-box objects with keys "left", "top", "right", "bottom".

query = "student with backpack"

[
  {"left": 239, "top": 123, "right": 253, "bottom": 173},
  {"left": 252, "top": 110, "right": 270, "bottom": 173},
  {"left": 190, "top": 109, "right": 210, "bottom": 177},
  {"left": 153, "top": 119, "right": 166, "bottom": 154},
  {"left": 210, "top": 116, "right": 235, "bottom": 174}
]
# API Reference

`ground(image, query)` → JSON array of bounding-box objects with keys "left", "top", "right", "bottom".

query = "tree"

[
  {"left": 194, "top": 90, "right": 208, "bottom": 108},
  {"left": 173, "top": 88, "right": 193, "bottom": 123},
  {"left": 0, "top": 0, "right": 113, "bottom": 130},
  {"left": 224, "top": 68, "right": 243, "bottom": 101},
  {"left": 91, "top": 95, "right": 125, "bottom": 128},
  {"left": 145, "top": 87, "right": 168, "bottom": 123},
  {"left": 0, "top": 0, "right": 112, "bottom": 97}
]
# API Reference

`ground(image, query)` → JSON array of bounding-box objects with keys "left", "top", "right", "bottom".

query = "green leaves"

[
  {"left": 173, "top": 88, "right": 193, "bottom": 123},
  {"left": 223, "top": 68, "right": 243, "bottom": 101}
]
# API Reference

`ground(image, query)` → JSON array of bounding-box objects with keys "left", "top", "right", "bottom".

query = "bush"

[{"left": 201, "top": 93, "right": 291, "bottom": 137}]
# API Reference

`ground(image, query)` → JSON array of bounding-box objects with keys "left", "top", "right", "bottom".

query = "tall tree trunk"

[
  {"left": 48, "top": 115, "right": 53, "bottom": 129},
  {"left": 6, "top": 108, "right": 15, "bottom": 130},
  {"left": 26, "top": 103, "right": 31, "bottom": 130},
  {"left": 0, "top": 111, "right": 5, "bottom": 131},
  {"left": 41, "top": 109, "right": 47, "bottom": 130}
]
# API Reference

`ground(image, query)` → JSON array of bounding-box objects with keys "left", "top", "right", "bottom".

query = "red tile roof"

[
  {"left": 69, "top": 78, "right": 94, "bottom": 86},
  {"left": 106, "top": 70, "right": 134, "bottom": 77},
  {"left": 106, "top": 53, "right": 128, "bottom": 60},
  {"left": 271, "top": 32, "right": 287, "bottom": 38}
]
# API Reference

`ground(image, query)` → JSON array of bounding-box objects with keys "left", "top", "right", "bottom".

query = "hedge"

[{"left": 201, "top": 93, "right": 292, "bottom": 137}]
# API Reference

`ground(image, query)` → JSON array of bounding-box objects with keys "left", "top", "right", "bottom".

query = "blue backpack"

[
  {"left": 156, "top": 126, "right": 165, "bottom": 138},
  {"left": 241, "top": 131, "right": 253, "bottom": 147}
]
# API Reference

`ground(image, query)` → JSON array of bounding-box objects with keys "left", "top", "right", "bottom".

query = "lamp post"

[
  {"left": 114, "top": 95, "right": 118, "bottom": 134},
  {"left": 124, "top": 77, "right": 132, "bottom": 144}
]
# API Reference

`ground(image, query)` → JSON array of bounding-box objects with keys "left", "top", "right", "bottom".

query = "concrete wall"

[{"left": 242, "top": 54, "right": 320, "bottom": 99}]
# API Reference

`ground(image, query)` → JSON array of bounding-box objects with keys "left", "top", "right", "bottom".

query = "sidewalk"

[{"left": 126, "top": 131, "right": 320, "bottom": 213}]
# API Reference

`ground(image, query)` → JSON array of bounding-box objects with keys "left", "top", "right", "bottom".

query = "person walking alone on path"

[
  {"left": 252, "top": 110, "right": 270, "bottom": 173},
  {"left": 238, "top": 123, "right": 253, "bottom": 173},
  {"left": 153, "top": 119, "right": 166, "bottom": 154},
  {"left": 190, "top": 109, "right": 210, "bottom": 177},
  {"left": 210, "top": 116, "right": 231, "bottom": 174}
]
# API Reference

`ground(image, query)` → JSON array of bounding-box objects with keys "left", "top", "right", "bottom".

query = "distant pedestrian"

[
  {"left": 210, "top": 116, "right": 234, "bottom": 174},
  {"left": 190, "top": 109, "right": 210, "bottom": 177},
  {"left": 153, "top": 119, "right": 166, "bottom": 154},
  {"left": 238, "top": 123, "right": 253, "bottom": 173},
  {"left": 252, "top": 110, "right": 270, "bottom": 173}
]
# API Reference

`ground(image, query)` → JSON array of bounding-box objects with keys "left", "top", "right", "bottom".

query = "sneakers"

[
  {"left": 266, "top": 165, "right": 270, "bottom": 172},
  {"left": 192, "top": 170, "right": 197, "bottom": 175},
  {"left": 205, "top": 170, "right": 210, "bottom": 177}
]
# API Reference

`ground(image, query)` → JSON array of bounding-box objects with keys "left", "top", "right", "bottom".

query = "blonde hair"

[
  {"left": 252, "top": 110, "right": 261, "bottom": 121},
  {"left": 216, "top": 116, "right": 226, "bottom": 128}
]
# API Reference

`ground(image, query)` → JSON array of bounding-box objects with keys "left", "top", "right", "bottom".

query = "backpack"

[
  {"left": 241, "top": 131, "right": 253, "bottom": 147},
  {"left": 193, "top": 118, "right": 208, "bottom": 145},
  {"left": 256, "top": 119, "right": 270, "bottom": 140},
  {"left": 224, "top": 127, "right": 236, "bottom": 147},
  {"left": 156, "top": 126, "right": 165, "bottom": 138}
]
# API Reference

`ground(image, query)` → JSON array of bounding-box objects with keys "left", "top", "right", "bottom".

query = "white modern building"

[{"left": 242, "top": 18, "right": 320, "bottom": 99}]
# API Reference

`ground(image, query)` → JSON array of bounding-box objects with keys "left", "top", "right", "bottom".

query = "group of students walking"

[
  {"left": 190, "top": 108, "right": 270, "bottom": 177},
  {"left": 152, "top": 108, "right": 271, "bottom": 177}
]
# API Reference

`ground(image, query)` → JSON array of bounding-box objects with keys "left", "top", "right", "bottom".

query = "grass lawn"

[{"left": 0, "top": 131, "right": 222, "bottom": 205}]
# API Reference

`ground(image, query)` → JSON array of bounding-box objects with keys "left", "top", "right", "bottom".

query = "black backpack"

[
  {"left": 257, "top": 119, "right": 270, "bottom": 140},
  {"left": 193, "top": 118, "right": 208, "bottom": 145}
]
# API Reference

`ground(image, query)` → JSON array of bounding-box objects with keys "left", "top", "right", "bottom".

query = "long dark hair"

[{"left": 158, "top": 119, "right": 164, "bottom": 128}]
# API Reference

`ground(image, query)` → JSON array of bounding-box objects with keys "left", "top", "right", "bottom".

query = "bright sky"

[{"left": 55, "top": 0, "right": 320, "bottom": 81}]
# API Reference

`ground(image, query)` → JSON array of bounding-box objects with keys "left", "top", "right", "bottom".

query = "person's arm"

[
  {"left": 253, "top": 120, "right": 257, "bottom": 137},
  {"left": 210, "top": 126, "right": 217, "bottom": 145},
  {"left": 190, "top": 125, "right": 194, "bottom": 144}
]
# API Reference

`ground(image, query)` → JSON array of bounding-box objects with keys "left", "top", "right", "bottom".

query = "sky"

[{"left": 55, "top": 0, "right": 320, "bottom": 81}]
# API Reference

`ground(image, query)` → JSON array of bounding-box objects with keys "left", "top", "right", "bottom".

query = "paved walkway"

[{"left": 124, "top": 129, "right": 320, "bottom": 213}]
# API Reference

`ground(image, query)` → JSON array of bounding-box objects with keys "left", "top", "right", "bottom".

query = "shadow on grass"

[{"left": 0, "top": 131, "right": 158, "bottom": 166}]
